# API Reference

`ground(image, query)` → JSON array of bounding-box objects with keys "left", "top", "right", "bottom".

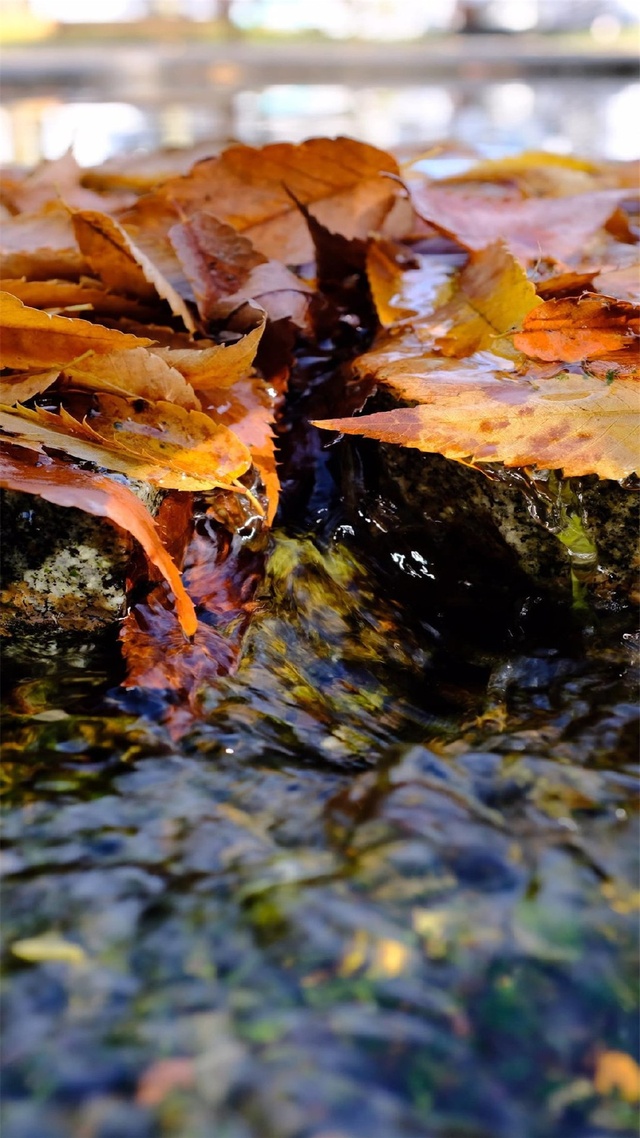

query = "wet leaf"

[
  {"left": 514, "top": 294, "right": 639, "bottom": 362},
  {"left": 594, "top": 1051, "right": 640, "bottom": 1103},
  {"left": 366, "top": 238, "right": 455, "bottom": 328},
  {"left": 0, "top": 291, "right": 152, "bottom": 368},
  {"left": 0, "top": 446, "right": 197, "bottom": 635},
  {"left": 0, "top": 398, "right": 251, "bottom": 493},
  {"left": 315, "top": 368, "right": 640, "bottom": 481},
  {"left": 426, "top": 242, "right": 541, "bottom": 358}
]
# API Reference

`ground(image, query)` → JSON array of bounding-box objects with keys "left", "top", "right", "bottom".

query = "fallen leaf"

[
  {"left": 85, "top": 138, "right": 219, "bottom": 192},
  {"left": 62, "top": 346, "right": 200, "bottom": 409},
  {"left": 594, "top": 1050, "right": 640, "bottom": 1103},
  {"left": 4, "top": 150, "right": 134, "bottom": 215},
  {"left": 10, "top": 932, "right": 87, "bottom": 965},
  {"left": 593, "top": 261, "right": 640, "bottom": 305},
  {"left": 0, "top": 368, "right": 60, "bottom": 405},
  {"left": 0, "top": 291, "right": 152, "bottom": 368},
  {"left": 0, "top": 397, "right": 252, "bottom": 493},
  {"left": 161, "top": 136, "right": 402, "bottom": 263},
  {"left": 0, "top": 445, "right": 197, "bottom": 636},
  {"left": 153, "top": 317, "right": 265, "bottom": 394},
  {"left": 408, "top": 182, "right": 631, "bottom": 264},
  {"left": 514, "top": 294, "right": 639, "bottom": 362},
  {"left": 315, "top": 368, "right": 640, "bottom": 481},
  {"left": 436, "top": 243, "right": 541, "bottom": 358},
  {"left": 0, "top": 201, "right": 89, "bottom": 280},
  {"left": 168, "top": 210, "right": 265, "bottom": 320},
  {"left": 0, "top": 276, "right": 160, "bottom": 320},
  {"left": 72, "top": 209, "right": 195, "bottom": 331}
]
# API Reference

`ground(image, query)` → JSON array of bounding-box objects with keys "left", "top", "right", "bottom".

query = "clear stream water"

[{"left": 2, "top": 339, "right": 639, "bottom": 1138}]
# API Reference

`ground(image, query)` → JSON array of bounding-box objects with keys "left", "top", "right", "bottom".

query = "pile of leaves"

[{"left": 1, "top": 139, "right": 638, "bottom": 696}]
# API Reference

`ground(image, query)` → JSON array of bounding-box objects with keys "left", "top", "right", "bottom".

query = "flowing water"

[{"left": 2, "top": 322, "right": 639, "bottom": 1138}]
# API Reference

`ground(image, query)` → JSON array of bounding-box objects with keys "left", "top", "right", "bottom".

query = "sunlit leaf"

[
  {"left": 10, "top": 932, "right": 87, "bottom": 965},
  {"left": 0, "top": 291, "right": 152, "bottom": 368},
  {"left": 0, "top": 367, "right": 59, "bottom": 405},
  {"left": 62, "top": 346, "right": 200, "bottom": 409},
  {"left": 0, "top": 398, "right": 251, "bottom": 492},
  {"left": 161, "top": 136, "right": 403, "bottom": 263},
  {"left": 153, "top": 317, "right": 265, "bottom": 394},
  {"left": 315, "top": 368, "right": 640, "bottom": 481},
  {"left": 514, "top": 294, "right": 639, "bottom": 362}
]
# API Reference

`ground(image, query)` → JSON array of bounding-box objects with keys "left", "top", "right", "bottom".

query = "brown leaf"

[
  {"left": 85, "top": 139, "right": 219, "bottom": 193},
  {"left": 4, "top": 150, "right": 135, "bottom": 215},
  {"left": 0, "top": 201, "right": 89, "bottom": 280},
  {"left": 72, "top": 209, "right": 195, "bottom": 331},
  {"left": 161, "top": 137, "right": 402, "bottom": 263},
  {"left": 0, "top": 291, "right": 152, "bottom": 368},
  {"left": 315, "top": 367, "right": 640, "bottom": 481},
  {"left": 61, "top": 347, "right": 200, "bottom": 408},
  {"left": 168, "top": 211, "right": 265, "bottom": 320},
  {"left": 514, "top": 294, "right": 639, "bottom": 362},
  {"left": 0, "top": 277, "right": 160, "bottom": 321},
  {"left": 593, "top": 261, "right": 640, "bottom": 305},
  {"left": 408, "top": 182, "right": 631, "bottom": 264},
  {"left": 0, "top": 446, "right": 196, "bottom": 637}
]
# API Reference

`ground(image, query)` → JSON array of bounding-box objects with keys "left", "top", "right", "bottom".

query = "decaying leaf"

[
  {"left": 0, "top": 446, "right": 197, "bottom": 636},
  {"left": 315, "top": 368, "right": 640, "bottom": 481}
]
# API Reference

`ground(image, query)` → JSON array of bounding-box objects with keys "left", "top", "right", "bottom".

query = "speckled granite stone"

[{"left": 1, "top": 479, "right": 162, "bottom": 635}]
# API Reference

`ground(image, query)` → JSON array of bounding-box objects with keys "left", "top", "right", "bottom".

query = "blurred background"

[{"left": 1, "top": 0, "right": 638, "bottom": 168}]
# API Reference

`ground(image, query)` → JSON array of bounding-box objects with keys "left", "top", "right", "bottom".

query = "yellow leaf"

[
  {"left": 371, "top": 938, "right": 411, "bottom": 978},
  {"left": 153, "top": 317, "right": 265, "bottom": 395},
  {"left": 11, "top": 933, "right": 87, "bottom": 965},
  {"left": 315, "top": 369, "right": 640, "bottom": 481},
  {"left": 0, "top": 291, "right": 152, "bottom": 369},
  {"left": 594, "top": 1050, "right": 640, "bottom": 1103},
  {"left": 430, "top": 242, "right": 542, "bottom": 359},
  {"left": 0, "top": 397, "right": 251, "bottom": 492},
  {"left": 62, "top": 347, "right": 200, "bottom": 409}
]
